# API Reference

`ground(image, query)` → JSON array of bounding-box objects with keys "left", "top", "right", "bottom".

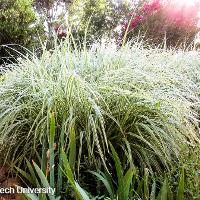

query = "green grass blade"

[
  {"left": 61, "top": 149, "right": 75, "bottom": 187},
  {"left": 57, "top": 120, "right": 66, "bottom": 195},
  {"left": 69, "top": 126, "right": 76, "bottom": 171},
  {"left": 15, "top": 166, "right": 35, "bottom": 186},
  {"left": 124, "top": 166, "right": 135, "bottom": 200},
  {"left": 23, "top": 192, "right": 38, "bottom": 200},
  {"left": 143, "top": 168, "right": 149, "bottom": 200},
  {"left": 135, "top": 178, "right": 144, "bottom": 197},
  {"left": 89, "top": 171, "right": 114, "bottom": 199},
  {"left": 75, "top": 182, "right": 91, "bottom": 200},
  {"left": 109, "top": 142, "right": 124, "bottom": 200},
  {"left": 26, "top": 159, "right": 40, "bottom": 187},
  {"left": 177, "top": 167, "right": 185, "bottom": 200},
  {"left": 61, "top": 149, "right": 87, "bottom": 200},
  {"left": 160, "top": 178, "right": 168, "bottom": 200},
  {"left": 49, "top": 112, "right": 56, "bottom": 189},
  {"left": 41, "top": 133, "right": 47, "bottom": 175},
  {"left": 33, "top": 161, "right": 56, "bottom": 200}
]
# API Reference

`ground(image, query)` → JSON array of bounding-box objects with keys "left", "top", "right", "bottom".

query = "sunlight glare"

[{"left": 175, "top": 0, "right": 197, "bottom": 6}]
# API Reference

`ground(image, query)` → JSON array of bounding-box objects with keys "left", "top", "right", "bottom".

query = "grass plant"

[
  {"left": 0, "top": 38, "right": 200, "bottom": 172},
  {"left": 16, "top": 116, "right": 187, "bottom": 199}
]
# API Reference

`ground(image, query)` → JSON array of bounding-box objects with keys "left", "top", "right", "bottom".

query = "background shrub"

[
  {"left": 121, "top": 0, "right": 199, "bottom": 47},
  {"left": 0, "top": 0, "right": 44, "bottom": 64}
]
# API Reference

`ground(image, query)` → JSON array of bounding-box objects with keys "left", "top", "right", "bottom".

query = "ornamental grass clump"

[{"left": 0, "top": 39, "right": 199, "bottom": 171}]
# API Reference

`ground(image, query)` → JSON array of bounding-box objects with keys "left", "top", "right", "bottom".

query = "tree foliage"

[
  {"left": 0, "top": 0, "right": 44, "bottom": 64},
  {"left": 0, "top": 0, "right": 43, "bottom": 46},
  {"left": 69, "top": 0, "right": 130, "bottom": 43}
]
